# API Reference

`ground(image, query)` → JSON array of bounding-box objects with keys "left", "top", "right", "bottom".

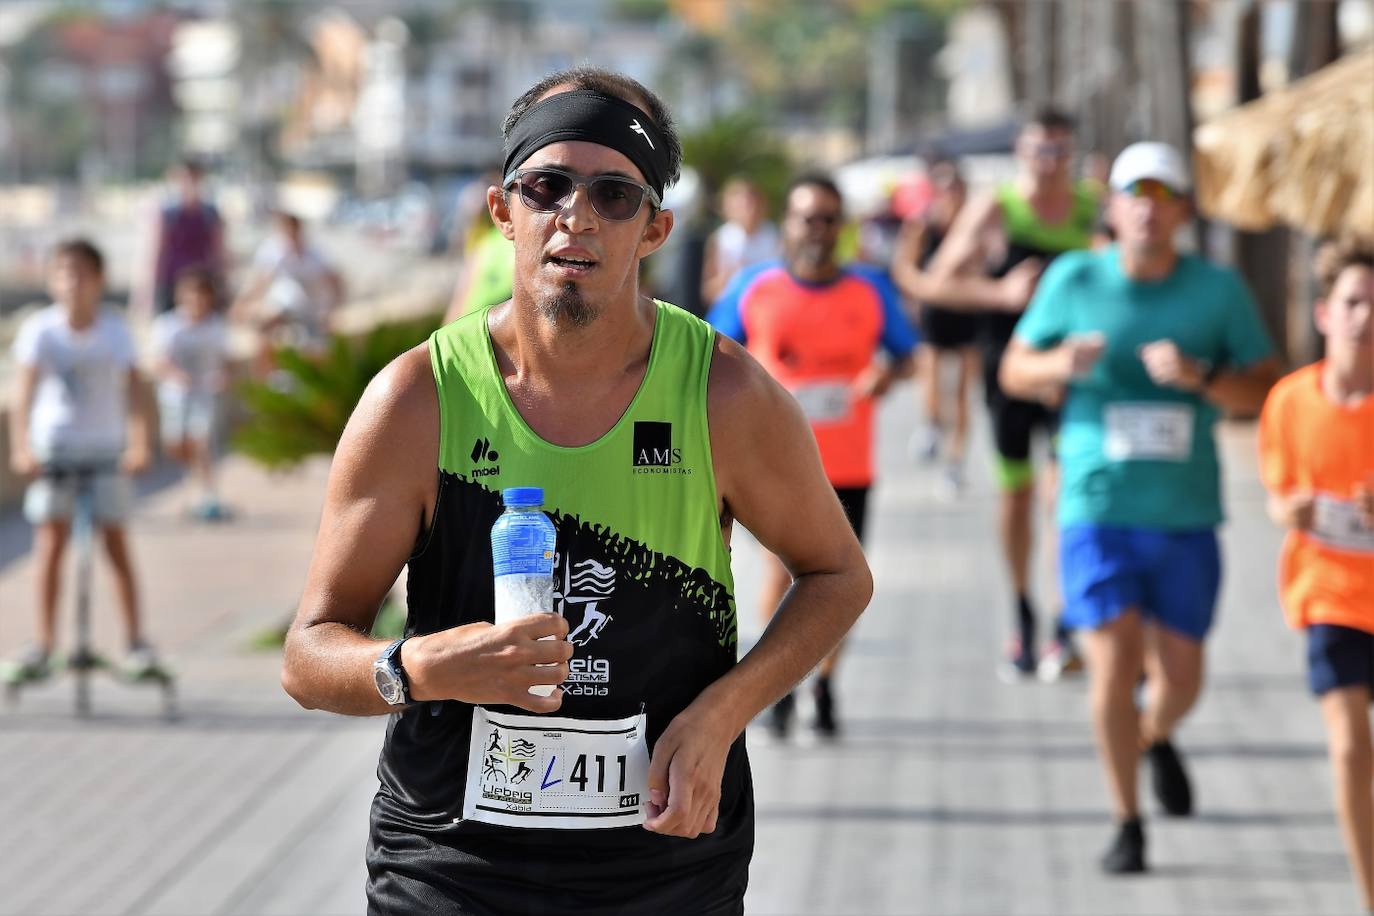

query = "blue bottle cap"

[{"left": 502, "top": 486, "right": 544, "bottom": 507}]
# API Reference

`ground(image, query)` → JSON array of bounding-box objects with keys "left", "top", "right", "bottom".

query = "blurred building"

[{"left": 267, "top": 2, "right": 670, "bottom": 188}]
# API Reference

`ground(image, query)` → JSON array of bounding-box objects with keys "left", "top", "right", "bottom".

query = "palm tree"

[{"left": 233, "top": 312, "right": 443, "bottom": 469}]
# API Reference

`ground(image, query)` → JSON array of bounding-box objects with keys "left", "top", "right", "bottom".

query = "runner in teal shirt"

[
  {"left": 1000, "top": 142, "right": 1282, "bottom": 877},
  {"left": 1016, "top": 244, "right": 1274, "bottom": 530}
]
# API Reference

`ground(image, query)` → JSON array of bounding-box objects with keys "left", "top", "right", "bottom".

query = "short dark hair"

[
  {"left": 502, "top": 67, "right": 682, "bottom": 190},
  {"left": 785, "top": 172, "right": 843, "bottom": 209},
  {"left": 1316, "top": 238, "right": 1374, "bottom": 299},
  {"left": 1025, "top": 106, "right": 1076, "bottom": 133},
  {"left": 53, "top": 238, "right": 104, "bottom": 276},
  {"left": 174, "top": 266, "right": 217, "bottom": 295}
]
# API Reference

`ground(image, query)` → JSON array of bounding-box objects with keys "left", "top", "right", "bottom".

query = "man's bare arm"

[
  {"left": 281, "top": 344, "right": 571, "bottom": 716},
  {"left": 643, "top": 337, "right": 872, "bottom": 838},
  {"left": 1138, "top": 341, "right": 1281, "bottom": 417},
  {"left": 999, "top": 335, "right": 1104, "bottom": 403},
  {"left": 912, "top": 195, "right": 1038, "bottom": 315}
]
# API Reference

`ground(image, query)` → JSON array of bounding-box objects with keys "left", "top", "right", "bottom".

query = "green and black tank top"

[
  {"left": 984, "top": 179, "right": 1102, "bottom": 352},
  {"left": 366, "top": 301, "right": 753, "bottom": 915}
]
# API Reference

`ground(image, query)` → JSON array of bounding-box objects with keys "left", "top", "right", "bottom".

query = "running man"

[
  {"left": 1259, "top": 240, "right": 1374, "bottom": 910},
  {"left": 281, "top": 68, "right": 872, "bottom": 914},
  {"left": 1000, "top": 142, "right": 1281, "bottom": 873},
  {"left": 891, "top": 159, "right": 980, "bottom": 494},
  {"left": 709, "top": 173, "right": 918, "bottom": 739},
  {"left": 926, "top": 109, "right": 1101, "bottom": 680},
  {"left": 5, "top": 239, "right": 158, "bottom": 680}
]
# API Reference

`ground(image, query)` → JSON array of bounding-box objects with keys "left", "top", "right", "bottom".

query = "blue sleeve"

[
  {"left": 1217, "top": 268, "right": 1274, "bottom": 368},
  {"left": 867, "top": 270, "right": 919, "bottom": 359},
  {"left": 1014, "top": 254, "right": 1078, "bottom": 349},
  {"left": 707, "top": 261, "right": 772, "bottom": 344}
]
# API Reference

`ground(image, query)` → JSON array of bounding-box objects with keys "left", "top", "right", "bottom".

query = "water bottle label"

[{"left": 491, "top": 513, "right": 556, "bottom": 577}]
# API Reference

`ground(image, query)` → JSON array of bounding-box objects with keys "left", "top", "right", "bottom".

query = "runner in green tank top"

[
  {"left": 281, "top": 68, "right": 873, "bottom": 916},
  {"left": 918, "top": 108, "right": 1102, "bottom": 683}
]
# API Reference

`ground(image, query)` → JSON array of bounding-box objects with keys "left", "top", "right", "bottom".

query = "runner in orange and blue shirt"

[{"left": 709, "top": 173, "right": 918, "bottom": 740}]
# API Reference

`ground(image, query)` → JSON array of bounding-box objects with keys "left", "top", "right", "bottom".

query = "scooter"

[{"left": 2, "top": 462, "right": 176, "bottom": 719}]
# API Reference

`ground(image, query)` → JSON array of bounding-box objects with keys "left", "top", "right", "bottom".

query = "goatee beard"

[{"left": 538, "top": 283, "right": 598, "bottom": 327}]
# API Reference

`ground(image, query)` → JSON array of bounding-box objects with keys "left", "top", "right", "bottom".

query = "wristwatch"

[{"left": 373, "top": 638, "right": 411, "bottom": 707}]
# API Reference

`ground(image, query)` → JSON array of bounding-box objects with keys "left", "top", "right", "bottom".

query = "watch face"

[{"left": 374, "top": 665, "right": 402, "bottom": 705}]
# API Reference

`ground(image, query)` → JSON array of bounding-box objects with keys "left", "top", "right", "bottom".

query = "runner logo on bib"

[
  {"left": 1103, "top": 402, "right": 1194, "bottom": 462},
  {"left": 462, "top": 707, "right": 650, "bottom": 829}
]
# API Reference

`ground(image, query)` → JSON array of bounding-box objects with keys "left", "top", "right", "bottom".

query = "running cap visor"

[
  {"left": 503, "top": 89, "right": 671, "bottom": 201},
  {"left": 1109, "top": 142, "right": 1192, "bottom": 194}
]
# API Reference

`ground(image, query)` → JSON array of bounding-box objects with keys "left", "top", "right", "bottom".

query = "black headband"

[{"left": 503, "top": 89, "right": 671, "bottom": 200}]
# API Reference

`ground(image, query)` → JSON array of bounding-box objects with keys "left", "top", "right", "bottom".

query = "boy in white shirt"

[
  {"left": 151, "top": 268, "right": 230, "bottom": 520},
  {"left": 6, "top": 239, "right": 157, "bottom": 679}
]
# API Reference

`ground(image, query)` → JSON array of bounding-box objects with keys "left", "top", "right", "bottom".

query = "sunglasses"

[
  {"left": 1123, "top": 179, "right": 1183, "bottom": 202},
  {"left": 1029, "top": 142, "right": 1072, "bottom": 160},
  {"left": 792, "top": 212, "right": 842, "bottom": 228},
  {"left": 504, "top": 167, "right": 661, "bottom": 222}
]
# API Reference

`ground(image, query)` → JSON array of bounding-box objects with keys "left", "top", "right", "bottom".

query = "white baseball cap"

[{"left": 1109, "top": 142, "right": 1192, "bottom": 193}]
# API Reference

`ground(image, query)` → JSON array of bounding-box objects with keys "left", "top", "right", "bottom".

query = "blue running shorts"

[
  {"left": 1060, "top": 524, "right": 1221, "bottom": 642},
  {"left": 1306, "top": 624, "right": 1374, "bottom": 698}
]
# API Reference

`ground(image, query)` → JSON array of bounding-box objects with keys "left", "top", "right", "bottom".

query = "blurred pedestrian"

[
  {"left": 999, "top": 142, "right": 1281, "bottom": 874},
  {"left": 1259, "top": 240, "right": 1374, "bottom": 911},
  {"left": 4, "top": 239, "right": 158, "bottom": 681},
  {"left": 443, "top": 183, "right": 515, "bottom": 323},
  {"left": 136, "top": 158, "right": 227, "bottom": 322},
  {"left": 232, "top": 210, "right": 343, "bottom": 376},
  {"left": 700, "top": 177, "right": 780, "bottom": 303},
  {"left": 891, "top": 158, "right": 980, "bottom": 494},
  {"left": 710, "top": 173, "right": 917, "bottom": 739},
  {"left": 925, "top": 108, "right": 1103, "bottom": 681},
  {"left": 151, "top": 267, "right": 231, "bottom": 521}
]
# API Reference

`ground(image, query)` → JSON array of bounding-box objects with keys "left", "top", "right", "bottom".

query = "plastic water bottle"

[{"left": 491, "top": 486, "right": 558, "bottom": 696}]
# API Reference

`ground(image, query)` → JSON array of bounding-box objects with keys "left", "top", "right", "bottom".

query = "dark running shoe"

[
  {"left": 1100, "top": 818, "right": 1147, "bottom": 874},
  {"left": 813, "top": 677, "right": 838, "bottom": 739},
  {"left": 1147, "top": 739, "right": 1194, "bottom": 816},
  {"left": 767, "top": 692, "right": 795, "bottom": 740}
]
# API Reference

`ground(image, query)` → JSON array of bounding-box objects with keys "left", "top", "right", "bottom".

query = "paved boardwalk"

[{"left": 0, "top": 388, "right": 1361, "bottom": 915}]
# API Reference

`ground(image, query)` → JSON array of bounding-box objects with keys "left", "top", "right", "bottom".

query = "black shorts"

[
  {"left": 982, "top": 343, "right": 1059, "bottom": 462},
  {"left": 1307, "top": 624, "right": 1374, "bottom": 697},
  {"left": 920, "top": 305, "right": 979, "bottom": 350},
  {"left": 834, "top": 486, "right": 869, "bottom": 543}
]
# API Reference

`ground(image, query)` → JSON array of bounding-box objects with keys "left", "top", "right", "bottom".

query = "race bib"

[
  {"left": 1103, "top": 403, "right": 1194, "bottom": 462},
  {"left": 462, "top": 707, "right": 650, "bottom": 829},
  {"left": 791, "top": 380, "right": 852, "bottom": 425},
  {"left": 1311, "top": 495, "right": 1374, "bottom": 553}
]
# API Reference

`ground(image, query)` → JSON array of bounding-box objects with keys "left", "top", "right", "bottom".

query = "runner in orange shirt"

[
  {"left": 1259, "top": 240, "right": 1374, "bottom": 911},
  {"left": 710, "top": 173, "right": 918, "bottom": 739}
]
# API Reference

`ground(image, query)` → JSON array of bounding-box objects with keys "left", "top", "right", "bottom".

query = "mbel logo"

[
  {"left": 632, "top": 421, "right": 681, "bottom": 467},
  {"left": 470, "top": 437, "right": 501, "bottom": 478}
]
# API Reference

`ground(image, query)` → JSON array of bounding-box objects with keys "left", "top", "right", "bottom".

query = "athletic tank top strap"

[{"left": 996, "top": 180, "right": 1100, "bottom": 255}]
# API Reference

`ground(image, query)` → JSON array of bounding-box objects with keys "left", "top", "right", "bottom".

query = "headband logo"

[{"left": 629, "top": 119, "right": 655, "bottom": 150}]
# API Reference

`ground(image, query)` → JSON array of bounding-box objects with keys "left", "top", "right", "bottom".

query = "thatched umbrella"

[{"left": 1193, "top": 47, "right": 1374, "bottom": 240}]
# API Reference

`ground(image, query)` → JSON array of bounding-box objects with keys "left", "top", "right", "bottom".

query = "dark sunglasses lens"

[
  {"left": 518, "top": 171, "right": 574, "bottom": 211},
  {"left": 589, "top": 177, "right": 645, "bottom": 220}
]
